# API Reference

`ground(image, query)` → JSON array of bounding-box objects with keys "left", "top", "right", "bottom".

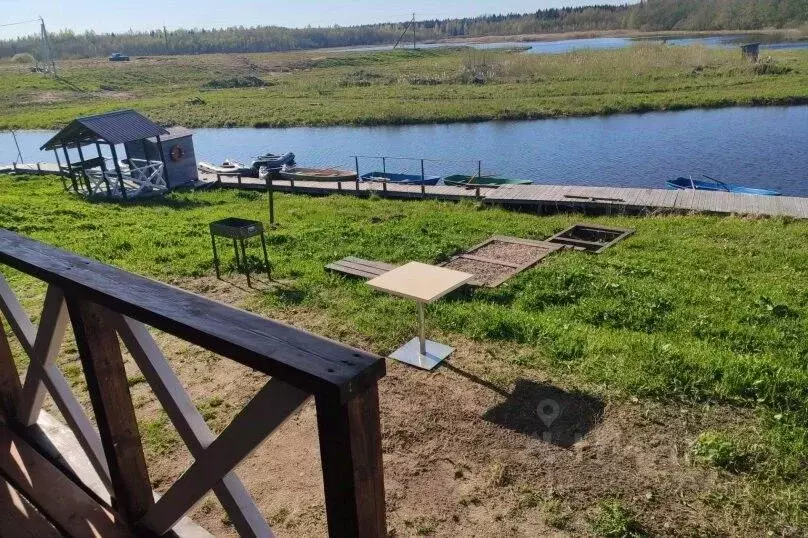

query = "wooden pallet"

[
  {"left": 326, "top": 256, "right": 398, "bottom": 279},
  {"left": 441, "top": 235, "right": 563, "bottom": 287}
]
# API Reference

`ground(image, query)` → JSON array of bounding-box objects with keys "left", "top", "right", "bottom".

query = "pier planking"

[{"left": 3, "top": 164, "right": 808, "bottom": 219}]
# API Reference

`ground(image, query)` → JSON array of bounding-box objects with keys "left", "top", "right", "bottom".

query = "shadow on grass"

[{"left": 482, "top": 378, "right": 604, "bottom": 448}]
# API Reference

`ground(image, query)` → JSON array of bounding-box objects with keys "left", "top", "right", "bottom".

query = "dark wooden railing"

[{"left": 0, "top": 229, "right": 386, "bottom": 537}]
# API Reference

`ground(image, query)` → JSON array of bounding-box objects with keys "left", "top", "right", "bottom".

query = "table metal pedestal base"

[{"left": 389, "top": 337, "right": 454, "bottom": 370}]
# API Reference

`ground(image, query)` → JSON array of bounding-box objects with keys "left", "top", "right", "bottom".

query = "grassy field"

[
  {"left": 1, "top": 174, "right": 807, "bottom": 535},
  {"left": 0, "top": 44, "right": 807, "bottom": 129}
]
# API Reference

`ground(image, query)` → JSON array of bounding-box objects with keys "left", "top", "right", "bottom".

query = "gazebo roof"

[{"left": 41, "top": 109, "right": 169, "bottom": 150}]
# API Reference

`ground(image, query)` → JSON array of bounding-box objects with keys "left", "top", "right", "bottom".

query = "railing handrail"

[{"left": 0, "top": 229, "right": 384, "bottom": 402}]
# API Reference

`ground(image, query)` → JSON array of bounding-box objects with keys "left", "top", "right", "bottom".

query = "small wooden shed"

[
  {"left": 124, "top": 127, "right": 197, "bottom": 188},
  {"left": 741, "top": 43, "right": 760, "bottom": 62}
]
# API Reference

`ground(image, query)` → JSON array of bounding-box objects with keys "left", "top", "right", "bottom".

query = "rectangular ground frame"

[
  {"left": 547, "top": 224, "right": 634, "bottom": 253},
  {"left": 441, "top": 235, "right": 563, "bottom": 287}
]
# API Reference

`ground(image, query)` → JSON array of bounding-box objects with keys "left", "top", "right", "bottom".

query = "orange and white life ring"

[{"left": 169, "top": 144, "right": 184, "bottom": 162}]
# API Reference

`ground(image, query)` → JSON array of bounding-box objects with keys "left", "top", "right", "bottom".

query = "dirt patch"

[
  {"left": 19, "top": 89, "right": 136, "bottom": 105},
  {"left": 26, "top": 274, "right": 760, "bottom": 537},
  {"left": 20, "top": 91, "right": 80, "bottom": 105},
  {"left": 443, "top": 238, "right": 561, "bottom": 287},
  {"left": 443, "top": 256, "right": 513, "bottom": 287},
  {"left": 473, "top": 240, "right": 555, "bottom": 266},
  {"left": 127, "top": 276, "right": 757, "bottom": 537}
]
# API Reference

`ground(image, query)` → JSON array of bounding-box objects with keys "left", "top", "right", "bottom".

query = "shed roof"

[
  {"left": 41, "top": 109, "right": 169, "bottom": 150},
  {"left": 151, "top": 126, "right": 193, "bottom": 142}
]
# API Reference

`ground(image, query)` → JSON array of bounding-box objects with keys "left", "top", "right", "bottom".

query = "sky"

[{"left": 0, "top": 0, "right": 619, "bottom": 38}]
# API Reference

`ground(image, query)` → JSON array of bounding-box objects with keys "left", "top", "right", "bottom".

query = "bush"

[
  {"left": 752, "top": 57, "right": 792, "bottom": 75},
  {"left": 202, "top": 76, "right": 270, "bottom": 89},
  {"left": 11, "top": 53, "right": 35, "bottom": 64}
]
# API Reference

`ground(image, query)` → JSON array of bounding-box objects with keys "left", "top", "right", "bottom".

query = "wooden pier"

[
  {"left": 208, "top": 173, "right": 808, "bottom": 219},
  {"left": 4, "top": 163, "right": 808, "bottom": 219}
]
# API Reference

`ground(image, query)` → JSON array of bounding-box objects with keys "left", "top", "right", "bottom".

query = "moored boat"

[
  {"left": 360, "top": 171, "right": 440, "bottom": 185},
  {"left": 444, "top": 174, "right": 532, "bottom": 187},
  {"left": 279, "top": 165, "right": 357, "bottom": 182},
  {"left": 250, "top": 152, "right": 295, "bottom": 172},
  {"left": 198, "top": 159, "right": 251, "bottom": 175},
  {"left": 666, "top": 175, "right": 781, "bottom": 196}
]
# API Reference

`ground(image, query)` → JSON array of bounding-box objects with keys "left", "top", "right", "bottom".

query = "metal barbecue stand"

[{"left": 209, "top": 218, "right": 271, "bottom": 287}]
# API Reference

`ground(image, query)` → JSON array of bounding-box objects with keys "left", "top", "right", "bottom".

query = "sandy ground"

[
  {"left": 4, "top": 272, "right": 754, "bottom": 536},
  {"left": 89, "top": 274, "right": 754, "bottom": 537}
]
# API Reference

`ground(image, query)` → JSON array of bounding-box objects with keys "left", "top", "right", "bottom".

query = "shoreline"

[
  {"left": 429, "top": 28, "right": 807, "bottom": 45},
  {"left": 5, "top": 98, "right": 808, "bottom": 132}
]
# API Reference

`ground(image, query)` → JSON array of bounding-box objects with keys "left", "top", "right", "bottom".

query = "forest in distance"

[{"left": 1, "top": 0, "right": 807, "bottom": 59}]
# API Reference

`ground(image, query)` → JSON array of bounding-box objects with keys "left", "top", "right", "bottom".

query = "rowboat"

[
  {"left": 198, "top": 160, "right": 251, "bottom": 175},
  {"left": 279, "top": 165, "right": 357, "bottom": 182},
  {"left": 360, "top": 171, "right": 440, "bottom": 185},
  {"left": 666, "top": 175, "right": 780, "bottom": 196},
  {"left": 444, "top": 174, "right": 532, "bottom": 187}
]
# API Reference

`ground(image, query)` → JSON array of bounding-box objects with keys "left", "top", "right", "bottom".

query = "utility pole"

[
  {"left": 163, "top": 25, "right": 169, "bottom": 54},
  {"left": 412, "top": 13, "right": 416, "bottom": 50},
  {"left": 39, "top": 16, "right": 57, "bottom": 77},
  {"left": 9, "top": 130, "right": 24, "bottom": 164},
  {"left": 394, "top": 13, "right": 418, "bottom": 50}
]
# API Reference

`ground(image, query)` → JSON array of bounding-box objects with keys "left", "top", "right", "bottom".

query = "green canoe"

[{"left": 443, "top": 174, "right": 532, "bottom": 187}]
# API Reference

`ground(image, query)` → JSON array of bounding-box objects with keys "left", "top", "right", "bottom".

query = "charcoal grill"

[{"left": 209, "top": 217, "right": 271, "bottom": 286}]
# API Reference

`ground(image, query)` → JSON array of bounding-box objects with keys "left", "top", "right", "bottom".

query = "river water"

[
  {"left": 331, "top": 34, "right": 808, "bottom": 55},
  {"left": 5, "top": 106, "right": 807, "bottom": 195}
]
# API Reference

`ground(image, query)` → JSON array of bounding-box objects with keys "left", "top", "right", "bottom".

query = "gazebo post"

[
  {"left": 155, "top": 135, "right": 171, "bottom": 192},
  {"left": 75, "top": 144, "right": 92, "bottom": 195},
  {"left": 141, "top": 139, "right": 150, "bottom": 164},
  {"left": 109, "top": 144, "right": 128, "bottom": 200},
  {"left": 53, "top": 150, "right": 67, "bottom": 191},
  {"left": 61, "top": 144, "right": 79, "bottom": 193},
  {"left": 95, "top": 142, "right": 112, "bottom": 197}
]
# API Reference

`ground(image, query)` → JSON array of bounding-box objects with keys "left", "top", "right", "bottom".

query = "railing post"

[
  {"left": 265, "top": 173, "right": 275, "bottom": 225},
  {"left": 315, "top": 383, "right": 386, "bottom": 538},
  {"left": 420, "top": 159, "right": 426, "bottom": 197},
  {"left": 355, "top": 156, "right": 360, "bottom": 192},
  {"left": 0, "top": 317, "right": 21, "bottom": 423},
  {"left": 66, "top": 298, "right": 154, "bottom": 525}
]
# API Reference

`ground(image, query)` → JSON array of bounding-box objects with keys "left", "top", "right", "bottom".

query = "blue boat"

[
  {"left": 666, "top": 175, "right": 781, "bottom": 196},
  {"left": 360, "top": 171, "right": 441, "bottom": 186}
]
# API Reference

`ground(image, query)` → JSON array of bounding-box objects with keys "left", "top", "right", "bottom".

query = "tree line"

[{"left": 1, "top": 0, "right": 806, "bottom": 59}]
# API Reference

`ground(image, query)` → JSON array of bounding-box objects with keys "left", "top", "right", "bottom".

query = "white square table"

[{"left": 367, "top": 261, "right": 474, "bottom": 370}]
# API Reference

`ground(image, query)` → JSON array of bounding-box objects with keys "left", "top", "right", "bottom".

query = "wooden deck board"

[{"left": 154, "top": 171, "right": 808, "bottom": 219}]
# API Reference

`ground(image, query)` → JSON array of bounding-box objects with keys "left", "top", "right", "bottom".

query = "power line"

[{"left": 0, "top": 18, "right": 41, "bottom": 28}]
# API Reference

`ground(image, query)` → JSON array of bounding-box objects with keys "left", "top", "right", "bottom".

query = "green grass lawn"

[
  {"left": 2, "top": 174, "right": 808, "bottom": 531},
  {"left": 1, "top": 44, "right": 807, "bottom": 128}
]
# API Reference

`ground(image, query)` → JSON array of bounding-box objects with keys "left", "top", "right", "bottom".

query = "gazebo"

[{"left": 41, "top": 109, "right": 173, "bottom": 199}]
